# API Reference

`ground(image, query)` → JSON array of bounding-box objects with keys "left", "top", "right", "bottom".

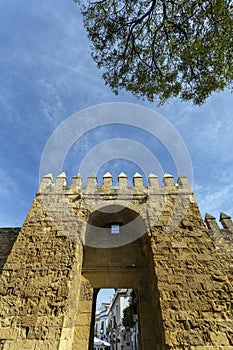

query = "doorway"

[
  {"left": 94, "top": 288, "right": 141, "bottom": 350},
  {"left": 71, "top": 205, "right": 165, "bottom": 350}
]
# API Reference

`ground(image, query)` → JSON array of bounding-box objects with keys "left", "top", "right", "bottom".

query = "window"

[{"left": 111, "top": 224, "right": 120, "bottom": 234}]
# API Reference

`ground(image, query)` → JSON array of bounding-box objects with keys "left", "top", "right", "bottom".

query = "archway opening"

[
  {"left": 85, "top": 204, "right": 147, "bottom": 248},
  {"left": 74, "top": 204, "right": 166, "bottom": 350},
  {"left": 94, "top": 288, "right": 141, "bottom": 350}
]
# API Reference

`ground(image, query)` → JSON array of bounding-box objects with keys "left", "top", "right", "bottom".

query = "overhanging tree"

[{"left": 76, "top": 0, "right": 233, "bottom": 105}]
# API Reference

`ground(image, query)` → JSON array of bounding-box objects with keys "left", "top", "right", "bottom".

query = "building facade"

[
  {"left": 0, "top": 172, "right": 232, "bottom": 349},
  {"left": 105, "top": 289, "right": 140, "bottom": 350},
  {"left": 95, "top": 302, "right": 110, "bottom": 341}
]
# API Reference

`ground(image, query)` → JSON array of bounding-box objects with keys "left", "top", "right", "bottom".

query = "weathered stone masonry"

[{"left": 0, "top": 172, "right": 232, "bottom": 350}]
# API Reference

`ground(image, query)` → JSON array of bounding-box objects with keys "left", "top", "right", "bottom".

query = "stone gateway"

[{"left": 0, "top": 172, "right": 232, "bottom": 349}]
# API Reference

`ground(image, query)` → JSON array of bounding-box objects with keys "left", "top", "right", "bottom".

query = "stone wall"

[
  {"left": 149, "top": 200, "right": 233, "bottom": 348},
  {"left": 0, "top": 195, "right": 83, "bottom": 350},
  {"left": 0, "top": 172, "right": 232, "bottom": 349}
]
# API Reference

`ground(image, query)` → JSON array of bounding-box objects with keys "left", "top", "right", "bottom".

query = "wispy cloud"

[
  {"left": 0, "top": 0, "right": 232, "bottom": 227},
  {"left": 194, "top": 181, "right": 233, "bottom": 219},
  {"left": 0, "top": 169, "right": 19, "bottom": 199}
]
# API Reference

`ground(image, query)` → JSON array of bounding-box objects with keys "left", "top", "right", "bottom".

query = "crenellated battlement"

[
  {"left": 36, "top": 172, "right": 195, "bottom": 244},
  {"left": 38, "top": 172, "right": 192, "bottom": 195},
  {"left": 205, "top": 212, "right": 233, "bottom": 231},
  {"left": 205, "top": 212, "right": 233, "bottom": 259}
]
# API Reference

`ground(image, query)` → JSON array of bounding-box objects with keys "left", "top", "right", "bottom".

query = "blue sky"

[
  {"left": 0, "top": 0, "right": 232, "bottom": 307},
  {"left": 0, "top": 1, "right": 232, "bottom": 231}
]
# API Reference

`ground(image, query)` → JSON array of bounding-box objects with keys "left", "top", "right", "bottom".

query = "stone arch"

[
  {"left": 85, "top": 204, "right": 147, "bottom": 248},
  {"left": 71, "top": 204, "right": 166, "bottom": 350}
]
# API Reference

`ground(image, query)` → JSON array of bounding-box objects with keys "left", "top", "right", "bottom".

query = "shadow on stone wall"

[{"left": 0, "top": 228, "right": 20, "bottom": 274}]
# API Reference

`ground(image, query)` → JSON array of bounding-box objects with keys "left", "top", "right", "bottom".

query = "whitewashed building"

[
  {"left": 105, "top": 289, "right": 140, "bottom": 350},
  {"left": 95, "top": 302, "right": 110, "bottom": 341}
]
